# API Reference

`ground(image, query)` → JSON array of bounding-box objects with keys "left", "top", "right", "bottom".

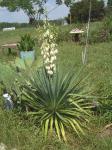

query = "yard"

[{"left": 0, "top": 25, "right": 112, "bottom": 150}]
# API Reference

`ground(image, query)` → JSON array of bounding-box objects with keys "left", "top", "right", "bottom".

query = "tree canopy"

[
  {"left": 66, "top": 0, "right": 105, "bottom": 23},
  {"left": 56, "top": 0, "right": 75, "bottom": 6},
  {"left": 108, "top": 0, "right": 112, "bottom": 7}
]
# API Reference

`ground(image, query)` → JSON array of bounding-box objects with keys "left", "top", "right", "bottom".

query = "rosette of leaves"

[
  {"left": 21, "top": 67, "right": 92, "bottom": 141},
  {"left": 17, "top": 34, "right": 35, "bottom": 51}
]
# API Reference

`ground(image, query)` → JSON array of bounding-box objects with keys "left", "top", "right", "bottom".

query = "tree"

[
  {"left": 107, "top": 0, "right": 112, "bottom": 14},
  {"left": 108, "top": 0, "right": 112, "bottom": 7},
  {"left": 56, "top": 0, "right": 75, "bottom": 6},
  {"left": 66, "top": 0, "right": 105, "bottom": 23},
  {"left": 0, "top": 0, "right": 47, "bottom": 24},
  {"left": 56, "top": 0, "right": 76, "bottom": 24}
]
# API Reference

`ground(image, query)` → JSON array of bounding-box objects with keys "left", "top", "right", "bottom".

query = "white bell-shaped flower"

[
  {"left": 45, "top": 65, "right": 51, "bottom": 70},
  {"left": 47, "top": 70, "right": 53, "bottom": 75}
]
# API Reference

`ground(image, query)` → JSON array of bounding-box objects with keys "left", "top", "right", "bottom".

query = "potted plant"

[{"left": 17, "top": 34, "right": 35, "bottom": 61}]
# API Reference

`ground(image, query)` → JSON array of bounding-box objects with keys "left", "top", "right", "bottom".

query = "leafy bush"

[{"left": 17, "top": 67, "right": 92, "bottom": 141}]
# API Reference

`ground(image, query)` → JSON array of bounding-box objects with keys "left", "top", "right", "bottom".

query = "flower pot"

[{"left": 20, "top": 50, "right": 35, "bottom": 61}]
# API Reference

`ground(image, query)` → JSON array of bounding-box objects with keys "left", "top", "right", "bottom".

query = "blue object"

[{"left": 20, "top": 50, "right": 35, "bottom": 61}]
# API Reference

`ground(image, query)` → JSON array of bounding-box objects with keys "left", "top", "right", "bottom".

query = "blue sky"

[
  {"left": 0, "top": 0, "right": 108, "bottom": 23},
  {"left": 0, "top": 0, "right": 69, "bottom": 23}
]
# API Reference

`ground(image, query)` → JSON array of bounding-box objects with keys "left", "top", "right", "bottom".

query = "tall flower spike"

[{"left": 40, "top": 21, "right": 58, "bottom": 76}]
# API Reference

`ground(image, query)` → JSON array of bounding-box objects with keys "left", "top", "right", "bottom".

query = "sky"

[
  {"left": 0, "top": 0, "right": 108, "bottom": 23},
  {"left": 0, "top": 0, "right": 69, "bottom": 23}
]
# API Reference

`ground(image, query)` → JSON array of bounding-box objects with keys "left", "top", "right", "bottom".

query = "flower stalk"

[{"left": 40, "top": 21, "right": 58, "bottom": 76}]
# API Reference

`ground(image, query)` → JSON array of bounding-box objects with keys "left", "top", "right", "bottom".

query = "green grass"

[
  {"left": 0, "top": 26, "right": 112, "bottom": 149},
  {"left": 0, "top": 108, "right": 112, "bottom": 150},
  {"left": 0, "top": 108, "right": 70, "bottom": 150},
  {"left": 58, "top": 41, "right": 112, "bottom": 96}
]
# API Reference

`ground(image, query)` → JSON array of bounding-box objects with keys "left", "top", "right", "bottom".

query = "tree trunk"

[{"left": 29, "top": 17, "right": 36, "bottom": 24}]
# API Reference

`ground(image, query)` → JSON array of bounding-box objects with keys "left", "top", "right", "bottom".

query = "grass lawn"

[
  {"left": 58, "top": 41, "right": 112, "bottom": 96},
  {"left": 0, "top": 28, "right": 112, "bottom": 150}
]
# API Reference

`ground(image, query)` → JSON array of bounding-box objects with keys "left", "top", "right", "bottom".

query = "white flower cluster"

[{"left": 40, "top": 22, "right": 58, "bottom": 76}]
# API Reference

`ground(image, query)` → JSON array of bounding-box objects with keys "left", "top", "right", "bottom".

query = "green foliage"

[
  {"left": 107, "top": 0, "right": 112, "bottom": 7},
  {"left": 97, "top": 97, "right": 112, "bottom": 123},
  {"left": 88, "top": 16, "right": 112, "bottom": 44},
  {"left": 86, "top": 22, "right": 110, "bottom": 43},
  {"left": 17, "top": 34, "right": 35, "bottom": 51},
  {"left": 79, "top": 132, "right": 112, "bottom": 150},
  {"left": 20, "top": 67, "right": 91, "bottom": 141},
  {"left": 56, "top": 0, "right": 73, "bottom": 6},
  {"left": 79, "top": 21, "right": 112, "bottom": 44},
  {"left": 103, "top": 15, "right": 112, "bottom": 36},
  {"left": 67, "top": 0, "right": 105, "bottom": 23}
]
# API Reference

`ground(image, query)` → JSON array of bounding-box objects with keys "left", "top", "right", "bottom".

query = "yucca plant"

[{"left": 21, "top": 67, "right": 92, "bottom": 141}]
